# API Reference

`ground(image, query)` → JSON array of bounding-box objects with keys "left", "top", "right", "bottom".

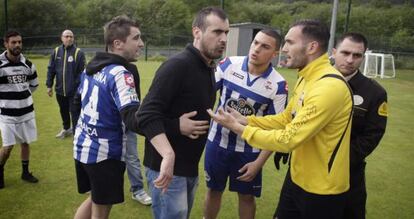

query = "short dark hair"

[
  {"left": 192, "top": 6, "right": 228, "bottom": 31},
  {"left": 104, "top": 15, "right": 140, "bottom": 51},
  {"left": 260, "top": 29, "right": 282, "bottom": 49},
  {"left": 336, "top": 32, "right": 368, "bottom": 52},
  {"left": 3, "top": 30, "right": 21, "bottom": 43},
  {"left": 291, "top": 19, "right": 330, "bottom": 52}
]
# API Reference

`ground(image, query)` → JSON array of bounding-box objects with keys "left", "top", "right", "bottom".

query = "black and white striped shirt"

[{"left": 0, "top": 51, "right": 38, "bottom": 123}]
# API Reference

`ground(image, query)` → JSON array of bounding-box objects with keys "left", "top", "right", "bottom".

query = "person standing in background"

[
  {"left": 332, "top": 32, "right": 388, "bottom": 219},
  {"left": 0, "top": 30, "right": 39, "bottom": 189},
  {"left": 46, "top": 29, "right": 86, "bottom": 138}
]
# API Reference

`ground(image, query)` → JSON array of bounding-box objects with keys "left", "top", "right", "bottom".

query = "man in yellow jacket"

[{"left": 208, "top": 19, "right": 353, "bottom": 219}]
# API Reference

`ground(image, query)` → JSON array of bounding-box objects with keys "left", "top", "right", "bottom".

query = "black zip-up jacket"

[
  {"left": 81, "top": 52, "right": 140, "bottom": 133},
  {"left": 136, "top": 44, "right": 216, "bottom": 177},
  {"left": 348, "top": 71, "right": 387, "bottom": 186},
  {"left": 46, "top": 44, "right": 86, "bottom": 96}
]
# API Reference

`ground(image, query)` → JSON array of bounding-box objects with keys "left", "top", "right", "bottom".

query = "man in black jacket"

[
  {"left": 136, "top": 6, "right": 229, "bottom": 219},
  {"left": 46, "top": 29, "right": 86, "bottom": 138},
  {"left": 332, "top": 32, "right": 388, "bottom": 219}
]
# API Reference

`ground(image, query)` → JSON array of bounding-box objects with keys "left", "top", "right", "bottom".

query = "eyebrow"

[{"left": 341, "top": 50, "right": 363, "bottom": 56}]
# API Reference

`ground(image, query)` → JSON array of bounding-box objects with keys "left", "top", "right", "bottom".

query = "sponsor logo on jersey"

[
  {"left": 79, "top": 121, "right": 98, "bottom": 137},
  {"left": 124, "top": 74, "right": 135, "bottom": 88},
  {"left": 231, "top": 71, "right": 244, "bottom": 80},
  {"left": 378, "top": 101, "right": 388, "bottom": 117},
  {"left": 264, "top": 80, "right": 273, "bottom": 91},
  {"left": 225, "top": 97, "right": 255, "bottom": 116},
  {"left": 7, "top": 74, "right": 27, "bottom": 84}
]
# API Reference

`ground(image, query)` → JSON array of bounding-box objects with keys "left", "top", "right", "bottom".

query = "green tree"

[
  {"left": 7, "top": 0, "right": 69, "bottom": 34},
  {"left": 135, "top": 0, "right": 191, "bottom": 45}
]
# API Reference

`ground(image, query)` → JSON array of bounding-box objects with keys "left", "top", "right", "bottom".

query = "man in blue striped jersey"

[
  {"left": 73, "top": 15, "right": 144, "bottom": 219},
  {"left": 204, "top": 29, "right": 288, "bottom": 219},
  {"left": 0, "top": 31, "right": 39, "bottom": 189}
]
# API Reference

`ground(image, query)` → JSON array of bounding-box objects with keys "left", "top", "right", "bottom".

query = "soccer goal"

[{"left": 362, "top": 52, "right": 396, "bottom": 78}]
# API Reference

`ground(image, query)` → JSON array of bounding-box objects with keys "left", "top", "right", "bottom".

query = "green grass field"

[{"left": 0, "top": 57, "right": 413, "bottom": 219}]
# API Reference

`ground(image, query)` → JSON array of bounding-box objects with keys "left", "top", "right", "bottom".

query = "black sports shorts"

[{"left": 75, "top": 159, "right": 126, "bottom": 205}]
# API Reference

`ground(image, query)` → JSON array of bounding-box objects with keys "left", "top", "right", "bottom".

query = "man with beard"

[
  {"left": 73, "top": 15, "right": 143, "bottom": 218},
  {"left": 332, "top": 32, "right": 388, "bottom": 219},
  {"left": 203, "top": 29, "right": 287, "bottom": 219},
  {"left": 0, "top": 31, "right": 39, "bottom": 189},
  {"left": 136, "top": 6, "right": 229, "bottom": 219},
  {"left": 208, "top": 20, "right": 353, "bottom": 219}
]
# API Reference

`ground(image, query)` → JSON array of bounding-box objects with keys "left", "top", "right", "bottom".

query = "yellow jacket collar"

[{"left": 298, "top": 53, "right": 330, "bottom": 81}]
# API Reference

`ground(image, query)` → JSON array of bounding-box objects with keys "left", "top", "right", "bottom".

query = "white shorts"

[{"left": 0, "top": 119, "right": 37, "bottom": 147}]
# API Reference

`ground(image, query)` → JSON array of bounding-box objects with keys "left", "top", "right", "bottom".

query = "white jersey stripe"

[{"left": 96, "top": 138, "right": 109, "bottom": 163}]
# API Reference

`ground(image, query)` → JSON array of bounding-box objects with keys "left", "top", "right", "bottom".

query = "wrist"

[{"left": 233, "top": 123, "right": 245, "bottom": 135}]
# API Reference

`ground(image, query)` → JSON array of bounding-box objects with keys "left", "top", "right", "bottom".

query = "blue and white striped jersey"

[
  {"left": 0, "top": 51, "right": 38, "bottom": 123},
  {"left": 207, "top": 56, "right": 287, "bottom": 153},
  {"left": 73, "top": 64, "right": 139, "bottom": 164}
]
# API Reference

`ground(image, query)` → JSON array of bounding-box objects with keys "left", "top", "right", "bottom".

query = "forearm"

[
  {"left": 254, "top": 150, "right": 272, "bottom": 167},
  {"left": 242, "top": 127, "right": 292, "bottom": 152},
  {"left": 149, "top": 133, "right": 175, "bottom": 159},
  {"left": 247, "top": 113, "right": 287, "bottom": 130}
]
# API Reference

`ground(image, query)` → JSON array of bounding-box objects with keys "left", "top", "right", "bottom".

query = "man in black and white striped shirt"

[{"left": 0, "top": 30, "right": 39, "bottom": 189}]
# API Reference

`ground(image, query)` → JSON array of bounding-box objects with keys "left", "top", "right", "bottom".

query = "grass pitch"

[{"left": 0, "top": 57, "right": 413, "bottom": 218}]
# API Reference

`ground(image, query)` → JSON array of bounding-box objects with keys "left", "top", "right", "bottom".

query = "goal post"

[{"left": 362, "top": 52, "right": 396, "bottom": 78}]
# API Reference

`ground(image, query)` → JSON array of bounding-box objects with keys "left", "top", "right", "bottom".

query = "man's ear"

[
  {"left": 307, "top": 41, "right": 319, "bottom": 55},
  {"left": 192, "top": 26, "right": 201, "bottom": 40},
  {"left": 113, "top": 39, "right": 123, "bottom": 50},
  {"left": 332, "top": 48, "right": 337, "bottom": 57}
]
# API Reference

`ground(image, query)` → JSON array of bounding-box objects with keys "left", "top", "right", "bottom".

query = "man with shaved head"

[{"left": 46, "top": 29, "right": 86, "bottom": 139}]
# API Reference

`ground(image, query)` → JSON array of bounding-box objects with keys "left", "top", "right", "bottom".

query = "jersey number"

[{"left": 81, "top": 80, "right": 100, "bottom": 125}]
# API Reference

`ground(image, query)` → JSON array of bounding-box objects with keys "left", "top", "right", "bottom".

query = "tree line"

[{"left": 1, "top": 0, "right": 413, "bottom": 53}]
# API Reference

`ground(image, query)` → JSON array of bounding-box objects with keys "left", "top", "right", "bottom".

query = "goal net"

[{"left": 362, "top": 52, "right": 396, "bottom": 78}]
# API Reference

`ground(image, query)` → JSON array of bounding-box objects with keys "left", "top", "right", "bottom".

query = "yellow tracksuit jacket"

[{"left": 242, "top": 54, "right": 353, "bottom": 195}]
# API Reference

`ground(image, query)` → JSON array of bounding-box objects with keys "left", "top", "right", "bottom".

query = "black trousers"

[
  {"left": 274, "top": 170, "right": 347, "bottom": 219},
  {"left": 344, "top": 163, "right": 367, "bottom": 219},
  {"left": 56, "top": 94, "right": 80, "bottom": 133}
]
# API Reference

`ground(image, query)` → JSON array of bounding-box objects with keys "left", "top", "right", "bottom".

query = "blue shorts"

[{"left": 204, "top": 141, "right": 262, "bottom": 197}]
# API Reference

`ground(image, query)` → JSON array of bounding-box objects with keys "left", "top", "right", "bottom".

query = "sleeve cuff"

[{"left": 141, "top": 120, "right": 166, "bottom": 141}]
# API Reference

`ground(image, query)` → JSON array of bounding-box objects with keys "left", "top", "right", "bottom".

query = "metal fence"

[{"left": 3, "top": 30, "right": 193, "bottom": 61}]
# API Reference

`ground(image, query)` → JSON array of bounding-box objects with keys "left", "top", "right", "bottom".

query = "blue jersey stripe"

[
  {"left": 223, "top": 80, "right": 271, "bottom": 104},
  {"left": 227, "top": 130, "right": 238, "bottom": 151},
  {"left": 276, "top": 81, "right": 287, "bottom": 95}
]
